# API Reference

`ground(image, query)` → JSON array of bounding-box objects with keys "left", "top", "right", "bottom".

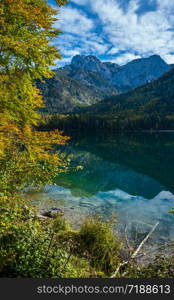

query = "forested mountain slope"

[
  {"left": 44, "top": 68, "right": 174, "bottom": 132},
  {"left": 81, "top": 68, "right": 174, "bottom": 130},
  {"left": 39, "top": 54, "right": 172, "bottom": 113}
]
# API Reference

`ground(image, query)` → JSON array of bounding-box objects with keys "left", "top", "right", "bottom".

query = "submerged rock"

[
  {"left": 79, "top": 201, "right": 98, "bottom": 208},
  {"left": 41, "top": 207, "right": 63, "bottom": 218}
]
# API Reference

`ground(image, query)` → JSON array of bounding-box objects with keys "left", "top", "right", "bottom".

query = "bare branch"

[{"left": 111, "top": 222, "right": 159, "bottom": 278}]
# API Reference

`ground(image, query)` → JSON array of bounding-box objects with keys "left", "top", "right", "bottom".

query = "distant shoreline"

[{"left": 142, "top": 130, "right": 174, "bottom": 133}]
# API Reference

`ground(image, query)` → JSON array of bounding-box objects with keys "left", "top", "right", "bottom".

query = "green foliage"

[
  {"left": 37, "top": 71, "right": 117, "bottom": 114},
  {"left": 0, "top": 196, "right": 121, "bottom": 278},
  {"left": 0, "top": 0, "right": 64, "bottom": 79},
  {"left": 123, "top": 254, "right": 174, "bottom": 278},
  {"left": 1, "top": 0, "right": 174, "bottom": 279},
  {"left": 1, "top": 195, "right": 174, "bottom": 278},
  {"left": 139, "top": 255, "right": 174, "bottom": 278},
  {"left": 0, "top": 0, "right": 70, "bottom": 195},
  {"left": 0, "top": 196, "right": 90, "bottom": 277},
  {"left": 78, "top": 216, "right": 121, "bottom": 274},
  {"left": 45, "top": 69, "right": 174, "bottom": 132}
]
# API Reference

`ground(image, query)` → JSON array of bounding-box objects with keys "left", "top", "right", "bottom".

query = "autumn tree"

[{"left": 0, "top": 0, "right": 69, "bottom": 195}]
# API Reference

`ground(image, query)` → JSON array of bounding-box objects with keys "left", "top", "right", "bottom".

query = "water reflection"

[{"left": 28, "top": 132, "right": 174, "bottom": 244}]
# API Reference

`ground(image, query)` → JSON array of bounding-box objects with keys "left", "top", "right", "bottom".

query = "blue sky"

[{"left": 49, "top": 0, "right": 174, "bottom": 67}]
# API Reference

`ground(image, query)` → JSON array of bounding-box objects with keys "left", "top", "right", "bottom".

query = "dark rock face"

[
  {"left": 39, "top": 54, "right": 171, "bottom": 113},
  {"left": 111, "top": 55, "right": 171, "bottom": 91},
  {"left": 67, "top": 54, "right": 170, "bottom": 91},
  {"left": 71, "top": 55, "right": 104, "bottom": 73}
]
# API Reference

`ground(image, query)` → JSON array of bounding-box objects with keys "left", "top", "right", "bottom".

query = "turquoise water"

[{"left": 31, "top": 132, "right": 174, "bottom": 244}]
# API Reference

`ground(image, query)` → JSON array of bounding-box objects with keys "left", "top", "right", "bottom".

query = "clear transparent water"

[{"left": 28, "top": 132, "right": 174, "bottom": 245}]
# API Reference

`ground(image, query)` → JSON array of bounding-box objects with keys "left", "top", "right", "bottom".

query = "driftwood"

[
  {"left": 135, "top": 242, "right": 168, "bottom": 259},
  {"left": 111, "top": 222, "right": 159, "bottom": 278}
]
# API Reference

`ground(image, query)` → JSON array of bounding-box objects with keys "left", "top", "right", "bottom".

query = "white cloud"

[
  {"left": 61, "top": 49, "right": 81, "bottom": 57},
  {"left": 111, "top": 53, "right": 141, "bottom": 65},
  {"left": 71, "top": 0, "right": 88, "bottom": 5},
  {"left": 53, "top": 0, "right": 174, "bottom": 66},
  {"left": 157, "top": 0, "right": 174, "bottom": 10},
  {"left": 163, "top": 54, "right": 174, "bottom": 64},
  {"left": 108, "top": 46, "right": 122, "bottom": 55},
  {"left": 53, "top": 56, "right": 71, "bottom": 68},
  {"left": 89, "top": 0, "right": 174, "bottom": 63},
  {"left": 81, "top": 39, "right": 109, "bottom": 54},
  {"left": 55, "top": 7, "right": 94, "bottom": 35},
  {"left": 53, "top": 6, "right": 110, "bottom": 61}
]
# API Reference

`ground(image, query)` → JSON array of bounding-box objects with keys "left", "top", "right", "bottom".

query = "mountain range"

[
  {"left": 75, "top": 67, "right": 174, "bottom": 131},
  {"left": 39, "top": 54, "right": 172, "bottom": 113},
  {"left": 43, "top": 66, "right": 174, "bottom": 132}
]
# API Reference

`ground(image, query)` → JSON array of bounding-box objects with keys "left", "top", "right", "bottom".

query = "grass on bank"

[{"left": 0, "top": 195, "right": 174, "bottom": 278}]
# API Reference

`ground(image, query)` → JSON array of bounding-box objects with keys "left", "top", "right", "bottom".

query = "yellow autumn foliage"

[{"left": 0, "top": 0, "right": 69, "bottom": 194}]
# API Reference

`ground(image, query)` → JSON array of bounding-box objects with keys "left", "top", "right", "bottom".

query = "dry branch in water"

[{"left": 111, "top": 222, "right": 159, "bottom": 278}]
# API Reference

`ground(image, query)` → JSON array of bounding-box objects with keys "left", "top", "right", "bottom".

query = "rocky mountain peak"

[
  {"left": 40, "top": 53, "right": 172, "bottom": 113},
  {"left": 71, "top": 55, "right": 103, "bottom": 72},
  {"left": 70, "top": 55, "right": 121, "bottom": 80},
  {"left": 109, "top": 54, "right": 170, "bottom": 90}
]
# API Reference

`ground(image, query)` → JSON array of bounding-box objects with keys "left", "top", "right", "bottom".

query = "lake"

[{"left": 27, "top": 132, "right": 174, "bottom": 248}]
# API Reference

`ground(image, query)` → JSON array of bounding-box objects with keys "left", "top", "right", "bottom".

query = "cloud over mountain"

[{"left": 50, "top": 0, "right": 174, "bottom": 66}]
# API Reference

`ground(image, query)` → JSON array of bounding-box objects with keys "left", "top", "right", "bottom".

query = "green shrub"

[
  {"left": 79, "top": 216, "right": 121, "bottom": 274},
  {"left": 116, "top": 250, "right": 174, "bottom": 278},
  {"left": 1, "top": 195, "right": 173, "bottom": 278},
  {"left": 135, "top": 255, "right": 174, "bottom": 278},
  {"left": 0, "top": 196, "right": 89, "bottom": 278}
]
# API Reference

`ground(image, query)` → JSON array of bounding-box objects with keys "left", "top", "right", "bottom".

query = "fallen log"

[{"left": 111, "top": 222, "right": 159, "bottom": 278}]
